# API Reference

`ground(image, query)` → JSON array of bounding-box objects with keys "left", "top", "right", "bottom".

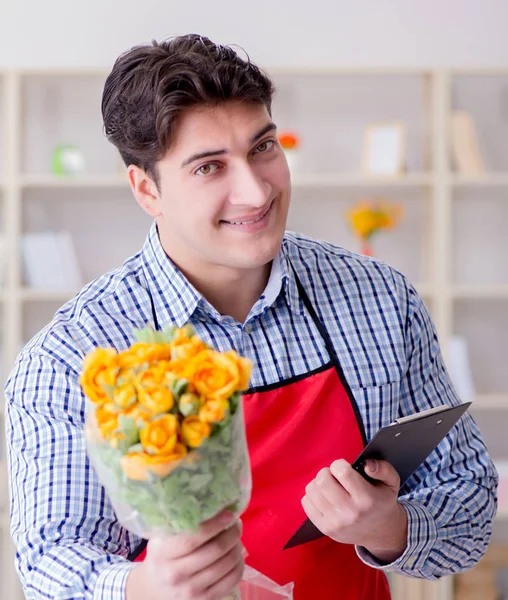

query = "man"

[{"left": 5, "top": 34, "right": 497, "bottom": 600}]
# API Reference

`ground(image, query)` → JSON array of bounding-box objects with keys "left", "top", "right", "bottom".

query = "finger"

[
  {"left": 203, "top": 556, "right": 244, "bottom": 600},
  {"left": 330, "top": 459, "right": 375, "bottom": 497},
  {"left": 181, "top": 521, "right": 242, "bottom": 577},
  {"left": 363, "top": 459, "right": 400, "bottom": 493},
  {"left": 306, "top": 479, "right": 341, "bottom": 517},
  {"left": 192, "top": 542, "right": 243, "bottom": 592},
  {"left": 148, "top": 510, "right": 237, "bottom": 560},
  {"left": 301, "top": 494, "right": 327, "bottom": 534},
  {"left": 313, "top": 467, "right": 351, "bottom": 508}
]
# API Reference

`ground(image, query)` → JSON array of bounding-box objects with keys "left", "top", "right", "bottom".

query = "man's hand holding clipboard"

[{"left": 284, "top": 401, "right": 472, "bottom": 551}]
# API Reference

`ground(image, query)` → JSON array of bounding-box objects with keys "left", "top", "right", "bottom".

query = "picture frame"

[{"left": 361, "top": 121, "right": 407, "bottom": 177}]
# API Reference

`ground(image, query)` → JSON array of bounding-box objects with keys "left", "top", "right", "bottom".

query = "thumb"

[{"left": 364, "top": 459, "right": 400, "bottom": 493}]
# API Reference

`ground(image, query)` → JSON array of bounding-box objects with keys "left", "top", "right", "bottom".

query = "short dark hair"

[{"left": 101, "top": 34, "right": 275, "bottom": 186}]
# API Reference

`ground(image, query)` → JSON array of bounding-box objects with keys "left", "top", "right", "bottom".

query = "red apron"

[{"left": 129, "top": 269, "right": 391, "bottom": 599}]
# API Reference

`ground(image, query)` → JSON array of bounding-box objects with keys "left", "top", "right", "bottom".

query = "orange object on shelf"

[{"left": 278, "top": 131, "right": 300, "bottom": 150}]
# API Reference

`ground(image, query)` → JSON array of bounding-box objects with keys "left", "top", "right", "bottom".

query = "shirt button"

[{"left": 244, "top": 323, "right": 253, "bottom": 334}]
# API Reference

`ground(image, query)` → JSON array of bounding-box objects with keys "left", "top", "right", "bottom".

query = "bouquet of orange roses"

[{"left": 80, "top": 324, "right": 253, "bottom": 538}]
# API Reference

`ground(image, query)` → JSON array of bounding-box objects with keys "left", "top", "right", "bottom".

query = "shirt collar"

[
  {"left": 141, "top": 222, "right": 202, "bottom": 328},
  {"left": 141, "top": 222, "right": 304, "bottom": 328},
  {"left": 278, "top": 242, "right": 305, "bottom": 316}
]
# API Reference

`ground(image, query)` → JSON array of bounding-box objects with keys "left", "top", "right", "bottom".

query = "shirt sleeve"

[
  {"left": 5, "top": 351, "right": 140, "bottom": 599},
  {"left": 356, "top": 279, "right": 498, "bottom": 579}
]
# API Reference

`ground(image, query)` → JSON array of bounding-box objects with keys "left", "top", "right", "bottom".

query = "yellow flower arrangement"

[
  {"left": 346, "top": 198, "right": 403, "bottom": 256},
  {"left": 80, "top": 324, "right": 253, "bottom": 534}
]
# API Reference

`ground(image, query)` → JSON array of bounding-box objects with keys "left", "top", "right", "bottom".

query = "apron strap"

[{"left": 288, "top": 260, "right": 367, "bottom": 446}]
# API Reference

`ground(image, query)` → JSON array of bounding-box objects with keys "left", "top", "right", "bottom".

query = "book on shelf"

[
  {"left": 450, "top": 111, "right": 487, "bottom": 176},
  {"left": 21, "top": 231, "right": 83, "bottom": 291}
]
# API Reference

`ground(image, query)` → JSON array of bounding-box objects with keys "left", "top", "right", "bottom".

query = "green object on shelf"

[{"left": 51, "top": 145, "right": 85, "bottom": 175}]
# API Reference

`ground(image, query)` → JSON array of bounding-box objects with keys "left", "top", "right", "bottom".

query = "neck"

[
  {"left": 207, "top": 266, "right": 272, "bottom": 322},
  {"left": 180, "top": 262, "right": 271, "bottom": 323},
  {"left": 156, "top": 224, "right": 274, "bottom": 323}
]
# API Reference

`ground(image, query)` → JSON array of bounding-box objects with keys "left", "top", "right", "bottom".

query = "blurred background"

[{"left": 1, "top": 1, "right": 508, "bottom": 598}]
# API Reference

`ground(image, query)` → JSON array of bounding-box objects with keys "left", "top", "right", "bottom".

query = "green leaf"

[
  {"left": 115, "top": 415, "right": 140, "bottom": 452},
  {"left": 171, "top": 378, "right": 188, "bottom": 400},
  {"left": 170, "top": 494, "right": 202, "bottom": 532},
  {"left": 218, "top": 424, "right": 232, "bottom": 446},
  {"left": 133, "top": 325, "right": 157, "bottom": 344},
  {"left": 127, "top": 443, "right": 144, "bottom": 453},
  {"left": 229, "top": 392, "right": 240, "bottom": 415},
  {"left": 188, "top": 473, "right": 214, "bottom": 492},
  {"left": 99, "top": 384, "right": 116, "bottom": 401},
  {"left": 161, "top": 323, "right": 178, "bottom": 343},
  {"left": 117, "top": 414, "right": 138, "bottom": 438}
]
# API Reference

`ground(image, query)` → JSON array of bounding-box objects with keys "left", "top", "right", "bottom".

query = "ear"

[{"left": 128, "top": 165, "right": 162, "bottom": 217}]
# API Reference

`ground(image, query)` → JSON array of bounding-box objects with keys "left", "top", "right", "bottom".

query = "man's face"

[{"left": 132, "top": 101, "right": 291, "bottom": 279}]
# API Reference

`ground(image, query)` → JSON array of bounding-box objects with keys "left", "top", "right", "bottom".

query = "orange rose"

[
  {"left": 170, "top": 329, "right": 207, "bottom": 361},
  {"left": 120, "top": 443, "right": 188, "bottom": 481},
  {"left": 186, "top": 350, "right": 251, "bottom": 401},
  {"left": 140, "top": 414, "right": 178, "bottom": 455},
  {"left": 135, "top": 367, "right": 174, "bottom": 414},
  {"left": 181, "top": 416, "right": 211, "bottom": 448},
  {"left": 124, "top": 403, "right": 151, "bottom": 427},
  {"left": 134, "top": 362, "right": 170, "bottom": 387},
  {"left": 223, "top": 350, "right": 252, "bottom": 391},
  {"left": 95, "top": 403, "right": 119, "bottom": 439},
  {"left": 79, "top": 348, "right": 118, "bottom": 405},
  {"left": 117, "top": 343, "right": 172, "bottom": 369},
  {"left": 113, "top": 383, "right": 137, "bottom": 409},
  {"left": 137, "top": 384, "right": 174, "bottom": 415},
  {"left": 199, "top": 398, "right": 229, "bottom": 424},
  {"left": 146, "top": 443, "right": 188, "bottom": 477},
  {"left": 120, "top": 452, "right": 149, "bottom": 481}
]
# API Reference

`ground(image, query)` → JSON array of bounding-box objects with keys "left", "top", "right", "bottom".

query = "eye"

[
  {"left": 253, "top": 139, "right": 275, "bottom": 154},
  {"left": 195, "top": 163, "right": 220, "bottom": 176}
]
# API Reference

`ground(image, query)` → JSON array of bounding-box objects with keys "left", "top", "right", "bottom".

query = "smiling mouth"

[{"left": 222, "top": 201, "right": 273, "bottom": 225}]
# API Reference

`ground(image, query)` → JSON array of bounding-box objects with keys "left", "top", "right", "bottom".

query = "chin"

[{"left": 226, "top": 238, "right": 282, "bottom": 270}]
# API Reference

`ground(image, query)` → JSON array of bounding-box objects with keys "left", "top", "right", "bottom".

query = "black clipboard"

[{"left": 283, "top": 401, "right": 472, "bottom": 550}]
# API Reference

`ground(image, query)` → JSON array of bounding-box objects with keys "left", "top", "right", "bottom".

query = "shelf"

[
  {"left": 20, "top": 174, "right": 129, "bottom": 189},
  {"left": 451, "top": 174, "right": 508, "bottom": 187},
  {"left": 291, "top": 172, "right": 432, "bottom": 188},
  {"left": 451, "top": 285, "right": 508, "bottom": 299},
  {"left": 470, "top": 394, "right": 508, "bottom": 411},
  {"left": 2, "top": 65, "right": 507, "bottom": 600},
  {"left": 19, "top": 289, "right": 78, "bottom": 302}
]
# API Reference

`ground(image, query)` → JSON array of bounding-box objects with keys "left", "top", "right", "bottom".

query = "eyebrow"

[{"left": 180, "top": 122, "right": 277, "bottom": 168}]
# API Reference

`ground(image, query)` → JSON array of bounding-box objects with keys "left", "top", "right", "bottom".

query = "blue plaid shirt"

[{"left": 5, "top": 222, "right": 497, "bottom": 599}]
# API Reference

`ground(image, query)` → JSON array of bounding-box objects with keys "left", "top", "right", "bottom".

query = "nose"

[{"left": 228, "top": 162, "right": 271, "bottom": 207}]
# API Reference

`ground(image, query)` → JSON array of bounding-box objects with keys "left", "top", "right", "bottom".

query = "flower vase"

[{"left": 361, "top": 240, "right": 373, "bottom": 257}]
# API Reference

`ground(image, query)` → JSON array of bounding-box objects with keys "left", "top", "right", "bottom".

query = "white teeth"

[{"left": 227, "top": 206, "right": 269, "bottom": 225}]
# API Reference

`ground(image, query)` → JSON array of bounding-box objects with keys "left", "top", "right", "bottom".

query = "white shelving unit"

[{"left": 1, "top": 67, "right": 507, "bottom": 600}]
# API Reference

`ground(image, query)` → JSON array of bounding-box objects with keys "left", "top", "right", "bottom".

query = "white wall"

[{"left": 1, "top": 0, "right": 508, "bottom": 69}]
